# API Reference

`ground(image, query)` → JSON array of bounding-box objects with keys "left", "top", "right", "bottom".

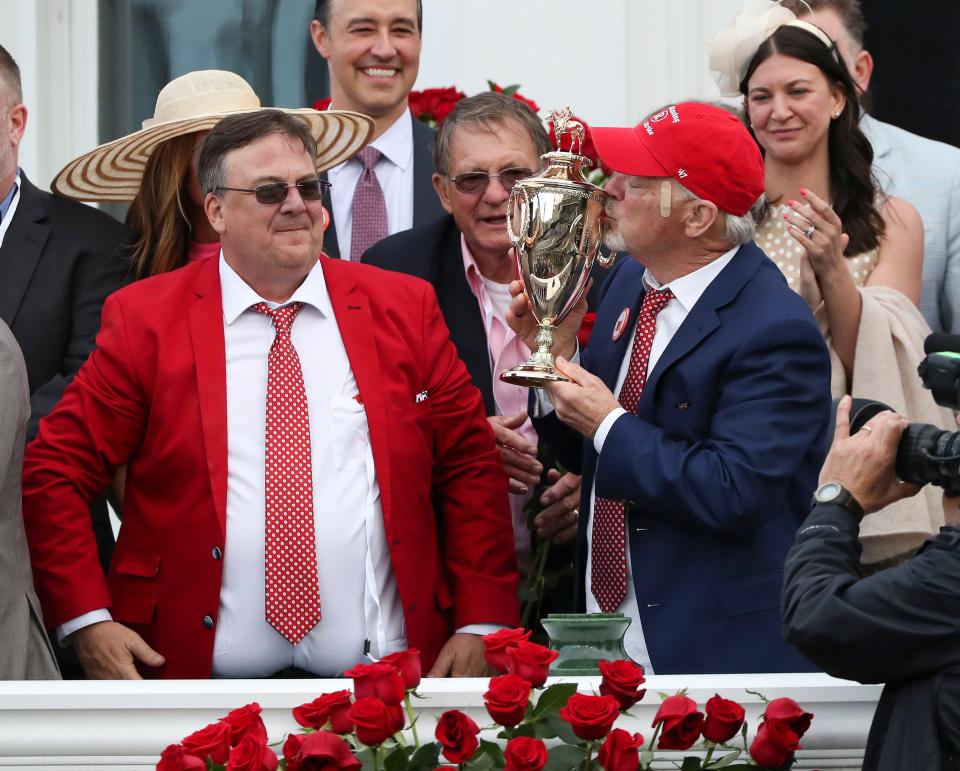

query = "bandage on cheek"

[{"left": 660, "top": 180, "right": 672, "bottom": 218}]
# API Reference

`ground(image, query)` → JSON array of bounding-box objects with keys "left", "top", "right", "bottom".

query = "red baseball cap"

[{"left": 591, "top": 102, "right": 764, "bottom": 216}]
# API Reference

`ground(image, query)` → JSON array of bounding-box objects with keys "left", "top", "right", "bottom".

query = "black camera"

[{"left": 847, "top": 333, "right": 960, "bottom": 495}]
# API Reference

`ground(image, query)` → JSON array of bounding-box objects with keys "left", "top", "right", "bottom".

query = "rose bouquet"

[{"left": 158, "top": 630, "right": 813, "bottom": 771}]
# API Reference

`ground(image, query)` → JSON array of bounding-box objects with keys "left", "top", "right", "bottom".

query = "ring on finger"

[
  {"left": 803, "top": 224, "right": 816, "bottom": 239},
  {"left": 862, "top": 425, "right": 873, "bottom": 435},
  {"left": 570, "top": 508, "right": 580, "bottom": 523}
]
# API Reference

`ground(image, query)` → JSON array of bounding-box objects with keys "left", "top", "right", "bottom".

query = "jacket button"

[
  {"left": 212, "top": 546, "right": 222, "bottom": 560},
  {"left": 202, "top": 615, "right": 214, "bottom": 629}
]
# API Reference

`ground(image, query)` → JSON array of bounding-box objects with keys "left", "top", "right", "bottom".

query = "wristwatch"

[{"left": 812, "top": 481, "right": 865, "bottom": 520}]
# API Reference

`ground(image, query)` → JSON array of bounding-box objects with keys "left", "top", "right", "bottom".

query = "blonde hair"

[{"left": 125, "top": 133, "right": 199, "bottom": 279}]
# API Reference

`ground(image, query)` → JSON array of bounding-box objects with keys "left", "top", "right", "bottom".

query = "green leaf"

[
  {"left": 680, "top": 758, "right": 702, "bottom": 771},
  {"left": 502, "top": 84, "right": 520, "bottom": 96},
  {"left": 464, "top": 751, "right": 494, "bottom": 770},
  {"left": 384, "top": 746, "right": 410, "bottom": 771},
  {"left": 706, "top": 751, "right": 743, "bottom": 769},
  {"left": 356, "top": 746, "right": 375, "bottom": 771},
  {"left": 545, "top": 715, "right": 580, "bottom": 745},
  {"left": 530, "top": 721, "right": 556, "bottom": 740},
  {"left": 407, "top": 743, "right": 440, "bottom": 771},
  {"left": 479, "top": 739, "right": 505, "bottom": 767},
  {"left": 531, "top": 682, "right": 578, "bottom": 719},
  {"left": 544, "top": 744, "right": 585, "bottom": 771}
]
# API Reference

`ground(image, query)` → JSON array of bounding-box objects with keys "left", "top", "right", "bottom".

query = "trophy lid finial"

[{"left": 547, "top": 106, "right": 586, "bottom": 156}]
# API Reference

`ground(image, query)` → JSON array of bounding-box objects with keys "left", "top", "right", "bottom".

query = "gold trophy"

[{"left": 500, "top": 107, "right": 615, "bottom": 387}]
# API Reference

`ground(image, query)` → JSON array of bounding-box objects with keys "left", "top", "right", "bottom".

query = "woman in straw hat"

[
  {"left": 710, "top": 2, "right": 947, "bottom": 566},
  {"left": 53, "top": 69, "right": 372, "bottom": 278}
]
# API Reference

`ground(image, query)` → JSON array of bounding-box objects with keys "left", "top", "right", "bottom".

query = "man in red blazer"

[{"left": 21, "top": 109, "right": 519, "bottom": 679}]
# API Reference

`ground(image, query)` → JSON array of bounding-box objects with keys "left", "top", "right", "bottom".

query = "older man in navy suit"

[{"left": 509, "top": 102, "right": 832, "bottom": 674}]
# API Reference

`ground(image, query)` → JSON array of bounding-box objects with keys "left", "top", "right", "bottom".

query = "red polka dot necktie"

[
  {"left": 253, "top": 302, "right": 321, "bottom": 644},
  {"left": 591, "top": 287, "right": 674, "bottom": 613},
  {"left": 349, "top": 146, "right": 388, "bottom": 262}
]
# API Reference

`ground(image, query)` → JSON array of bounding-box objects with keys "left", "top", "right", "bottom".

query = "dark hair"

[
  {"left": 779, "top": 0, "right": 866, "bottom": 46},
  {"left": 433, "top": 92, "right": 550, "bottom": 177},
  {"left": 741, "top": 24, "right": 883, "bottom": 255},
  {"left": 314, "top": 0, "right": 423, "bottom": 34},
  {"left": 199, "top": 110, "right": 318, "bottom": 196},
  {"left": 0, "top": 44, "right": 23, "bottom": 106}
]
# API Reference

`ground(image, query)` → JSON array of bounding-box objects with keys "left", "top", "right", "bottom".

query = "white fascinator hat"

[{"left": 708, "top": 0, "right": 838, "bottom": 97}]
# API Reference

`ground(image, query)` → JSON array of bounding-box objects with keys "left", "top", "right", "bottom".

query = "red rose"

[
  {"left": 749, "top": 719, "right": 802, "bottom": 769},
  {"left": 226, "top": 734, "right": 278, "bottom": 771},
  {"left": 763, "top": 697, "right": 813, "bottom": 738},
  {"left": 598, "top": 659, "right": 646, "bottom": 710},
  {"left": 380, "top": 648, "right": 422, "bottom": 690},
  {"left": 221, "top": 703, "right": 268, "bottom": 746},
  {"left": 482, "top": 628, "right": 531, "bottom": 674},
  {"left": 503, "top": 737, "right": 548, "bottom": 771},
  {"left": 652, "top": 695, "right": 704, "bottom": 750},
  {"left": 484, "top": 674, "right": 532, "bottom": 727},
  {"left": 506, "top": 641, "right": 559, "bottom": 688},
  {"left": 577, "top": 312, "right": 597, "bottom": 350},
  {"left": 702, "top": 694, "right": 746, "bottom": 744},
  {"left": 284, "top": 730, "right": 362, "bottom": 771},
  {"left": 408, "top": 87, "right": 465, "bottom": 126},
  {"left": 293, "top": 691, "right": 354, "bottom": 734},
  {"left": 181, "top": 720, "right": 231, "bottom": 765},
  {"left": 348, "top": 698, "right": 401, "bottom": 747},
  {"left": 156, "top": 744, "right": 205, "bottom": 771},
  {"left": 435, "top": 710, "right": 480, "bottom": 764},
  {"left": 313, "top": 97, "right": 332, "bottom": 111},
  {"left": 598, "top": 729, "right": 644, "bottom": 771},
  {"left": 559, "top": 693, "right": 621, "bottom": 741},
  {"left": 344, "top": 661, "right": 406, "bottom": 705}
]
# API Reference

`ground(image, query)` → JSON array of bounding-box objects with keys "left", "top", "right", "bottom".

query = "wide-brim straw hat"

[{"left": 51, "top": 69, "right": 374, "bottom": 202}]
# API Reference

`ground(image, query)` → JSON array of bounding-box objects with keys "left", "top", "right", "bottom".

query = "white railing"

[{"left": 0, "top": 673, "right": 879, "bottom": 770}]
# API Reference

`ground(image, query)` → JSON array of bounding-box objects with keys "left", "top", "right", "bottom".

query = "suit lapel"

[
  {"left": 320, "top": 170, "right": 342, "bottom": 260},
  {"left": 322, "top": 259, "right": 393, "bottom": 529},
  {"left": 188, "top": 257, "right": 229, "bottom": 538},
  {"left": 641, "top": 243, "right": 762, "bottom": 406},
  {"left": 411, "top": 118, "right": 444, "bottom": 227},
  {"left": 0, "top": 176, "right": 50, "bottom": 326},
  {"left": 433, "top": 220, "right": 495, "bottom": 413}
]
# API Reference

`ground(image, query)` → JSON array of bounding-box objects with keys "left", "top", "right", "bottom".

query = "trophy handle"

[{"left": 506, "top": 187, "right": 528, "bottom": 249}]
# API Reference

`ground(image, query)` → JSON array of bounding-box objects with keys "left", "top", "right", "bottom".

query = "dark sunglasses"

[
  {"left": 215, "top": 178, "right": 331, "bottom": 204},
  {"left": 449, "top": 167, "right": 533, "bottom": 195}
]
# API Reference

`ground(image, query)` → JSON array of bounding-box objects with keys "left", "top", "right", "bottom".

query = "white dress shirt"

[
  {"left": 327, "top": 110, "right": 415, "bottom": 261},
  {"left": 538, "top": 247, "right": 737, "bottom": 671}
]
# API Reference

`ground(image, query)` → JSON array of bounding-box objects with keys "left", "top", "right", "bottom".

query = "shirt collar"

[
  {"left": 219, "top": 251, "right": 333, "bottom": 324},
  {"left": 0, "top": 171, "right": 21, "bottom": 224},
  {"left": 642, "top": 244, "right": 739, "bottom": 313},
  {"left": 328, "top": 108, "right": 413, "bottom": 178}
]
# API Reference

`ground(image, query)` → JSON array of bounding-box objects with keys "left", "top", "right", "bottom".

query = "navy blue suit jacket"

[{"left": 537, "top": 242, "right": 832, "bottom": 673}]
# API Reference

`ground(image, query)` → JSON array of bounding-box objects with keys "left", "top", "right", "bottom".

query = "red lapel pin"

[{"left": 612, "top": 308, "right": 630, "bottom": 342}]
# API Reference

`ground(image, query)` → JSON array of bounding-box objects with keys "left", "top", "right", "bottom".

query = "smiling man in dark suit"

[
  {"left": 310, "top": 0, "right": 444, "bottom": 261},
  {"left": 509, "top": 102, "right": 833, "bottom": 674}
]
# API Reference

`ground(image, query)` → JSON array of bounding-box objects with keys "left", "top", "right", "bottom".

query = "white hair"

[{"left": 672, "top": 181, "right": 765, "bottom": 246}]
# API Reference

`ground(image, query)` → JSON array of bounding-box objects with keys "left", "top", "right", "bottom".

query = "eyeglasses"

[
  {"left": 215, "top": 178, "right": 331, "bottom": 204},
  {"left": 448, "top": 167, "right": 533, "bottom": 195}
]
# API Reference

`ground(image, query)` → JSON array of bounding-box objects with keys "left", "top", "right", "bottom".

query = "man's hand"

[
  {"left": 505, "top": 275, "right": 588, "bottom": 360},
  {"left": 70, "top": 620, "right": 165, "bottom": 679},
  {"left": 535, "top": 470, "right": 581, "bottom": 544},
  {"left": 543, "top": 357, "right": 620, "bottom": 439},
  {"left": 426, "top": 633, "right": 489, "bottom": 677},
  {"left": 488, "top": 413, "right": 542, "bottom": 494},
  {"left": 819, "top": 395, "right": 922, "bottom": 515}
]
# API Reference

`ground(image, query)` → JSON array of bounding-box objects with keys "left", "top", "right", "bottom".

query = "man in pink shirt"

[{"left": 363, "top": 92, "right": 582, "bottom": 576}]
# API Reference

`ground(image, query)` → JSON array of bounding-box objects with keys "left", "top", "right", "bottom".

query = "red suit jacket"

[{"left": 22, "top": 256, "right": 520, "bottom": 677}]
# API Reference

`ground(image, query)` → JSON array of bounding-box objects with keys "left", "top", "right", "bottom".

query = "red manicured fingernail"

[
  {"left": 783, "top": 214, "right": 790, "bottom": 220},
  {"left": 786, "top": 199, "right": 797, "bottom": 206},
  {"left": 800, "top": 188, "right": 810, "bottom": 195}
]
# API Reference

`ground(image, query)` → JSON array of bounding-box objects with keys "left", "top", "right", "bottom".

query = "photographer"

[{"left": 783, "top": 395, "right": 960, "bottom": 770}]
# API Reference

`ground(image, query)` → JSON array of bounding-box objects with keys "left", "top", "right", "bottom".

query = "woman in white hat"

[{"left": 53, "top": 69, "right": 372, "bottom": 278}]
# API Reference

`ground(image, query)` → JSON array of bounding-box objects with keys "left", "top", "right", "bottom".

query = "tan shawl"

[{"left": 818, "top": 286, "right": 954, "bottom": 563}]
